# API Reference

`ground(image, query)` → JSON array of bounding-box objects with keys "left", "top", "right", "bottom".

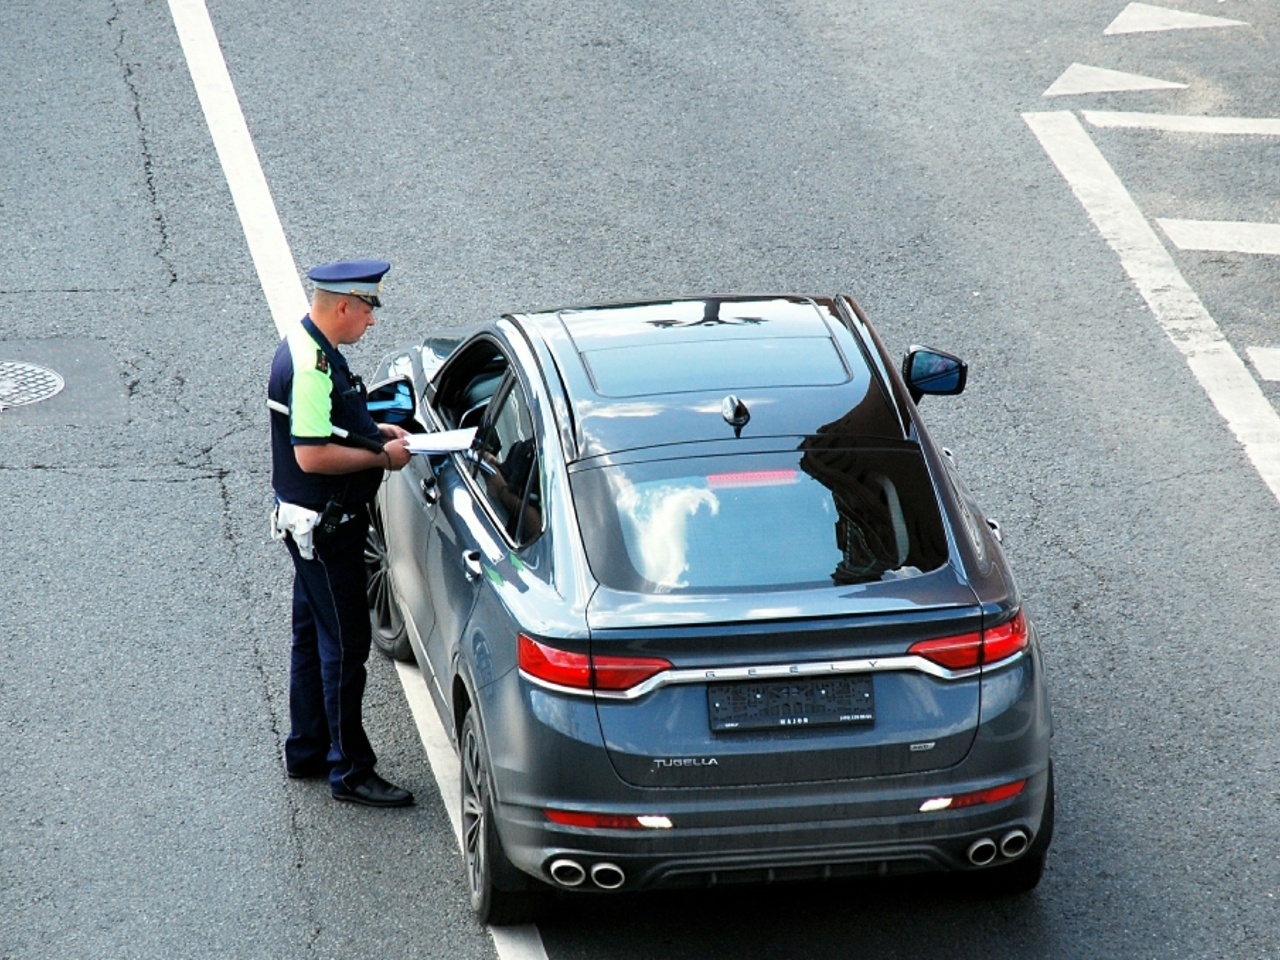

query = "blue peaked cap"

[{"left": 308, "top": 259, "right": 391, "bottom": 307}]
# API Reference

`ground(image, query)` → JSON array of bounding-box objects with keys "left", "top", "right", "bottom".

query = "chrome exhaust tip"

[
  {"left": 591, "top": 862, "right": 626, "bottom": 890},
  {"left": 1000, "top": 829, "right": 1029, "bottom": 859},
  {"left": 549, "top": 859, "right": 587, "bottom": 887},
  {"left": 967, "top": 838, "right": 998, "bottom": 866}
]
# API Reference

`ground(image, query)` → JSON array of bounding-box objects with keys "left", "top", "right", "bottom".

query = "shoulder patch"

[{"left": 315, "top": 349, "right": 329, "bottom": 373}]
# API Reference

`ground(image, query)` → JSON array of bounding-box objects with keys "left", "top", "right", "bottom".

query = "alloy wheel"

[
  {"left": 461, "top": 719, "right": 489, "bottom": 906},
  {"left": 363, "top": 508, "right": 411, "bottom": 660}
]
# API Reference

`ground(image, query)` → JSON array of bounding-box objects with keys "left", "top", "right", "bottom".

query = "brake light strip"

[{"left": 519, "top": 647, "right": 1027, "bottom": 701}]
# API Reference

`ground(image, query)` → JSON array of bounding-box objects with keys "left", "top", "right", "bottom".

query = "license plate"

[{"left": 708, "top": 676, "right": 875, "bottom": 732}]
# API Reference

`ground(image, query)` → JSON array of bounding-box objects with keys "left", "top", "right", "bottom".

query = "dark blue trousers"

[{"left": 283, "top": 517, "right": 376, "bottom": 791}]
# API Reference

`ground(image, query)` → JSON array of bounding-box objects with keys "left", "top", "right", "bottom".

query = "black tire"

[
  {"left": 978, "top": 764, "right": 1055, "bottom": 897},
  {"left": 460, "top": 710, "right": 543, "bottom": 925},
  {"left": 364, "top": 506, "right": 413, "bottom": 662}
]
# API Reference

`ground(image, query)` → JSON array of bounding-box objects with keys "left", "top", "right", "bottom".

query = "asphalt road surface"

[{"left": 2, "top": 1, "right": 1278, "bottom": 958}]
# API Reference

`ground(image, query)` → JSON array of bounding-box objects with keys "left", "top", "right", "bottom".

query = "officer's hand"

[
  {"left": 383, "top": 439, "right": 412, "bottom": 471},
  {"left": 378, "top": 423, "right": 410, "bottom": 440}
]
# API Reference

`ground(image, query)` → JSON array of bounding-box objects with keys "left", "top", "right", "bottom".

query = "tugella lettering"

[{"left": 653, "top": 757, "right": 720, "bottom": 768}]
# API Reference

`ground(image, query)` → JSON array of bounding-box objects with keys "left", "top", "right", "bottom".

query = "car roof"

[{"left": 512, "top": 296, "right": 909, "bottom": 461}]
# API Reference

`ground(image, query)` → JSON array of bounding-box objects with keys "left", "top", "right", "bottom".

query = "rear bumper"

[
  {"left": 478, "top": 637, "right": 1053, "bottom": 892},
  {"left": 496, "top": 764, "right": 1051, "bottom": 891}
]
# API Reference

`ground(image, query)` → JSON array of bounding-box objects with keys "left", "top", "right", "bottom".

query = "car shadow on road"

[{"left": 536, "top": 871, "right": 1064, "bottom": 960}]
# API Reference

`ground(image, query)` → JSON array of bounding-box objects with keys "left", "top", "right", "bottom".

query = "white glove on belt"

[{"left": 271, "top": 501, "right": 321, "bottom": 560}]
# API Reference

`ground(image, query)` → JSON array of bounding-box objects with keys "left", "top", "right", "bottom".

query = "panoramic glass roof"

[
  {"left": 582, "top": 337, "right": 849, "bottom": 397},
  {"left": 559, "top": 298, "right": 853, "bottom": 398}
]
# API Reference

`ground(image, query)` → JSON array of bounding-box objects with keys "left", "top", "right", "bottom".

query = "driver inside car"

[{"left": 480, "top": 438, "right": 540, "bottom": 539}]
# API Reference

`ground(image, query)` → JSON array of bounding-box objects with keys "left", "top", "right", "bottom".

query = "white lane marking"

[
  {"left": 1158, "top": 219, "right": 1280, "bottom": 255},
  {"left": 1024, "top": 111, "right": 1280, "bottom": 505},
  {"left": 395, "top": 661, "right": 463, "bottom": 844},
  {"left": 1247, "top": 348, "right": 1280, "bottom": 382},
  {"left": 490, "top": 926, "right": 552, "bottom": 960},
  {"left": 395, "top": 663, "right": 551, "bottom": 960},
  {"left": 1083, "top": 111, "right": 1280, "bottom": 136},
  {"left": 1044, "top": 63, "right": 1187, "bottom": 98},
  {"left": 167, "top": 3, "right": 549, "bottom": 956},
  {"left": 166, "top": 0, "right": 307, "bottom": 337},
  {"left": 1105, "top": 2, "right": 1247, "bottom": 35}
]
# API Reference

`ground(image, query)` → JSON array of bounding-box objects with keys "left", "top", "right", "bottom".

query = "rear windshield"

[{"left": 570, "top": 446, "right": 950, "bottom": 594}]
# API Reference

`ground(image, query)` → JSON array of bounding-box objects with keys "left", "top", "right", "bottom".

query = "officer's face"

[{"left": 335, "top": 297, "right": 377, "bottom": 344}]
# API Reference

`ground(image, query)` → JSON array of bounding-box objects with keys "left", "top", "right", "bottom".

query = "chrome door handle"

[
  {"left": 462, "top": 550, "right": 483, "bottom": 580},
  {"left": 420, "top": 476, "right": 440, "bottom": 504}
]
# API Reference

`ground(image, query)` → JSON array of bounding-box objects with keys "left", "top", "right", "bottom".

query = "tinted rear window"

[{"left": 570, "top": 446, "right": 949, "bottom": 593}]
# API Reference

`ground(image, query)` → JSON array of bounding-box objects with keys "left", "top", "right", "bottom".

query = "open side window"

[{"left": 431, "top": 341, "right": 509, "bottom": 430}]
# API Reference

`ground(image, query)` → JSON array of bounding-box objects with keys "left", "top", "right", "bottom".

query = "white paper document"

[{"left": 403, "top": 427, "right": 477, "bottom": 455}]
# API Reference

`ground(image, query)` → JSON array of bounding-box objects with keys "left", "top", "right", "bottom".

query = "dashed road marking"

[
  {"left": 1105, "top": 2, "right": 1247, "bottom": 35},
  {"left": 1158, "top": 218, "right": 1280, "bottom": 255},
  {"left": 1083, "top": 110, "right": 1280, "bottom": 135},
  {"left": 1044, "top": 63, "right": 1187, "bottom": 97},
  {"left": 167, "top": 1, "right": 550, "bottom": 956},
  {"left": 1247, "top": 348, "right": 1280, "bottom": 382},
  {"left": 1025, "top": 110, "right": 1280, "bottom": 505}
]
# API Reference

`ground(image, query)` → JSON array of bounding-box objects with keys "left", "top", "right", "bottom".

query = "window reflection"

[
  {"left": 616, "top": 483, "right": 720, "bottom": 589},
  {"left": 572, "top": 442, "right": 947, "bottom": 594},
  {"left": 474, "top": 383, "right": 542, "bottom": 543}
]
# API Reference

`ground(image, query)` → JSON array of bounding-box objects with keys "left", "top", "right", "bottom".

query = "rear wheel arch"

[{"left": 452, "top": 672, "right": 473, "bottom": 745}]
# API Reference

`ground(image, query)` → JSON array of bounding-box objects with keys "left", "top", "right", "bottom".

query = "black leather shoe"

[
  {"left": 332, "top": 773, "right": 414, "bottom": 808},
  {"left": 286, "top": 760, "right": 331, "bottom": 780}
]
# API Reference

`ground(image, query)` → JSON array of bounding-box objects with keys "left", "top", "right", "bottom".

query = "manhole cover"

[{"left": 0, "top": 361, "right": 65, "bottom": 411}]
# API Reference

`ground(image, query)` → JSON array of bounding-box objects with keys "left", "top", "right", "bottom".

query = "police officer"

[{"left": 268, "top": 259, "right": 415, "bottom": 807}]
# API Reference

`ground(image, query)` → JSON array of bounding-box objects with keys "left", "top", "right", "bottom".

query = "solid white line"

[
  {"left": 167, "top": 3, "right": 548, "bottom": 956},
  {"left": 489, "top": 926, "right": 552, "bottom": 960},
  {"left": 1157, "top": 219, "right": 1280, "bottom": 255},
  {"left": 395, "top": 660, "right": 463, "bottom": 845},
  {"left": 1083, "top": 111, "right": 1280, "bottom": 136},
  {"left": 394, "top": 664, "right": 551, "bottom": 960},
  {"left": 167, "top": 0, "right": 307, "bottom": 336},
  {"left": 1024, "top": 111, "right": 1280, "bottom": 505}
]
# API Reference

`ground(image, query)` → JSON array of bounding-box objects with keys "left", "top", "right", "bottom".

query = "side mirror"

[
  {"left": 902, "top": 346, "right": 968, "bottom": 404},
  {"left": 366, "top": 376, "right": 420, "bottom": 428}
]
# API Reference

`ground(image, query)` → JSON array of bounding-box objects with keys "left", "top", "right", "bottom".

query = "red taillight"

[
  {"left": 920, "top": 779, "right": 1026, "bottom": 813},
  {"left": 982, "top": 610, "right": 1029, "bottom": 664},
  {"left": 518, "top": 635, "right": 672, "bottom": 692},
  {"left": 952, "top": 779, "right": 1026, "bottom": 808},
  {"left": 908, "top": 611, "right": 1029, "bottom": 671},
  {"left": 908, "top": 631, "right": 983, "bottom": 670},
  {"left": 518, "top": 635, "right": 591, "bottom": 689},
  {"left": 592, "top": 653, "right": 673, "bottom": 691},
  {"left": 544, "top": 809, "right": 673, "bottom": 829}
]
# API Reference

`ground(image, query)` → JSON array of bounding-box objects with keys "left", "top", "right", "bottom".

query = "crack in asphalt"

[
  {"left": 108, "top": 2, "right": 178, "bottom": 288},
  {"left": 202, "top": 452, "right": 327, "bottom": 947},
  {"left": 2, "top": 437, "right": 319, "bottom": 941}
]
